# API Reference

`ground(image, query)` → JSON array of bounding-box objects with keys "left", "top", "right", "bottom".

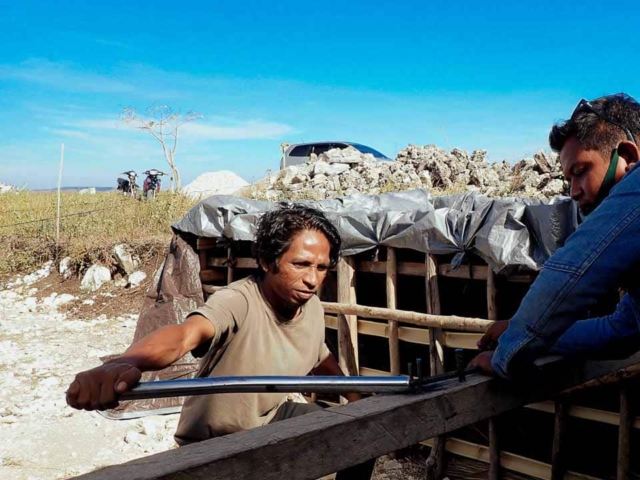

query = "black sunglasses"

[{"left": 571, "top": 99, "right": 636, "bottom": 144}]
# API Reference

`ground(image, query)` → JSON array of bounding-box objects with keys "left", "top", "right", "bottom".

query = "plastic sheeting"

[{"left": 172, "top": 189, "right": 580, "bottom": 273}]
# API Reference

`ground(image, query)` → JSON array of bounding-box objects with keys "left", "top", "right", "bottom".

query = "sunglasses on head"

[{"left": 571, "top": 99, "right": 636, "bottom": 144}]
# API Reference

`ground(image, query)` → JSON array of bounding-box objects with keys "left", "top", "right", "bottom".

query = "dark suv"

[{"left": 280, "top": 142, "right": 390, "bottom": 169}]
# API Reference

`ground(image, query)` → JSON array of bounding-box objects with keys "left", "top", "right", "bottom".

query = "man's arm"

[
  {"left": 551, "top": 295, "right": 640, "bottom": 359},
  {"left": 492, "top": 170, "right": 640, "bottom": 379},
  {"left": 311, "top": 353, "right": 362, "bottom": 403},
  {"left": 66, "top": 314, "right": 215, "bottom": 411}
]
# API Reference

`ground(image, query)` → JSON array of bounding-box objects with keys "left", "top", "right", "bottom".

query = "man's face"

[
  {"left": 262, "top": 229, "right": 331, "bottom": 313},
  {"left": 560, "top": 137, "right": 624, "bottom": 213}
]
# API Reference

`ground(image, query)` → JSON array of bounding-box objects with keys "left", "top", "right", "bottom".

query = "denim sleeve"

[
  {"left": 491, "top": 166, "right": 640, "bottom": 379},
  {"left": 550, "top": 295, "right": 640, "bottom": 359}
]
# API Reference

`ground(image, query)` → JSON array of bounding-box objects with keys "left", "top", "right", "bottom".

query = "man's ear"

[
  {"left": 617, "top": 140, "right": 639, "bottom": 172},
  {"left": 259, "top": 258, "right": 270, "bottom": 273}
]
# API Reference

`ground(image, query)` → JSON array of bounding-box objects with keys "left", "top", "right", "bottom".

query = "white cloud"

[
  {"left": 46, "top": 128, "right": 93, "bottom": 139},
  {"left": 66, "top": 115, "right": 295, "bottom": 141},
  {"left": 182, "top": 120, "right": 295, "bottom": 140},
  {"left": 0, "top": 59, "right": 135, "bottom": 93}
]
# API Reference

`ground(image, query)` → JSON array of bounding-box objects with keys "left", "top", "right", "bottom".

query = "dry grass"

[{"left": 0, "top": 191, "right": 196, "bottom": 274}]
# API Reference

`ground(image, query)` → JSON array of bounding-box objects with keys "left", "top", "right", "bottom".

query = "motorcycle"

[
  {"left": 143, "top": 169, "right": 167, "bottom": 200},
  {"left": 117, "top": 171, "right": 139, "bottom": 197}
]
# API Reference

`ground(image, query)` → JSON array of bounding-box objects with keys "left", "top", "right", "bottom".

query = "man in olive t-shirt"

[{"left": 67, "top": 204, "right": 374, "bottom": 480}]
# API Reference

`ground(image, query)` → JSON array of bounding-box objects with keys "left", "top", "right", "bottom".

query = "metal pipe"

[{"left": 120, "top": 375, "right": 411, "bottom": 401}]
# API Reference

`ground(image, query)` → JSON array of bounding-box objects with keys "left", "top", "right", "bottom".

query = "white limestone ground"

[{"left": 0, "top": 271, "right": 178, "bottom": 480}]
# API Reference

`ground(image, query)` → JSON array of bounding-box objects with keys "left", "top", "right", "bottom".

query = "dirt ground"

[{"left": 0, "top": 264, "right": 433, "bottom": 480}]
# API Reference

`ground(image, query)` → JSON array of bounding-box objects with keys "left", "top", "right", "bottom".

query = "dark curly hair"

[
  {"left": 549, "top": 93, "right": 640, "bottom": 158},
  {"left": 254, "top": 203, "right": 341, "bottom": 277}
]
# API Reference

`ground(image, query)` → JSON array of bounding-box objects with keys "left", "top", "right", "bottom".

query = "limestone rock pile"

[{"left": 248, "top": 145, "right": 569, "bottom": 201}]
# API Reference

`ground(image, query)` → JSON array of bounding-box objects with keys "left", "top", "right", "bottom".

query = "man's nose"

[
  {"left": 302, "top": 268, "right": 319, "bottom": 287},
  {"left": 570, "top": 180, "right": 582, "bottom": 201}
]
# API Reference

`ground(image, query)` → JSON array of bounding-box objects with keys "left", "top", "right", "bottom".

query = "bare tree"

[{"left": 120, "top": 106, "right": 202, "bottom": 191}]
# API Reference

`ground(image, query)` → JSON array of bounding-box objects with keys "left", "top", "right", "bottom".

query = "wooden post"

[
  {"left": 489, "top": 417, "right": 500, "bottom": 480},
  {"left": 226, "top": 246, "right": 234, "bottom": 285},
  {"left": 426, "top": 255, "right": 444, "bottom": 374},
  {"left": 426, "top": 254, "right": 445, "bottom": 480},
  {"left": 618, "top": 386, "right": 633, "bottom": 480},
  {"left": 337, "top": 256, "right": 359, "bottom": 378},
  {"left": 551, "top": 400, "right": 567, "bottom": 480},
  {"left": 486, "top": 268, "right": 498, "bottom": 321},
  {"left": 486, "top": 267, "right": 501, "bottom": 480},
  {"left": 386, "top": 248, "right": 400, "bottom": 376},
  {"left": 55, "top": 143, "right": 64, "bottom": 251}
]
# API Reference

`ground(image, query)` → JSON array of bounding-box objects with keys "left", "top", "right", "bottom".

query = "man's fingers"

[
  {"left": 66, "top": 380, "right": 80, "bottom": 407},
  {"left": 114, "top": 367, "right": 141, "bottom": 394}
]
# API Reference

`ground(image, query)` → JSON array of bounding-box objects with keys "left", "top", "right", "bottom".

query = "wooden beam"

[
  {"left": 617, "top": 386, "right": 633, "bottom": 480},
  {"left": 74, "top": 355, "right": 640, "bottom": 480},
  {"left": 421, "top": 437, "right": 599, "bottom": 480},
  {"left": 200, "top": 269, "right": 225, "bottom": 283},
  {"left": 325, "top": 316, "right": 484, "bottom": 350},
  {"left": 426, "top": 253, "right": 445, "bottom": 480},
  {"left": 337, "top": 257, "right": 359, "bottom": 377},
  {"left": 386, "top": 248, "right": 400, "bottom": 376},
  {"left": 526, "top": 400, "right": 640, "bottom": 429},
  {"left": 226, "top": 246, "right": 234, "bottom": 284},
  {"left": 486, "top": 268, "right": 498, "bottom": 321},
  {"left": 439, "top": 263, "right": 488, "bottom": 280},
  {"left": 208, "top": 257, "right": 257, "bottom": 269},
  {"left": 489, "top": 417, "right": 500, "bottom": 480},
  {"left": 550, "top": 400, "right": 567, "bottom": 480},
  {"left": 322, "top": 302, "right": 493, "bottom": 333}
]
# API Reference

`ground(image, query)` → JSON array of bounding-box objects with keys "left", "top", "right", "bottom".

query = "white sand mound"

[{"left": 181, "top": 171, "right": 249, "bottom": 200}]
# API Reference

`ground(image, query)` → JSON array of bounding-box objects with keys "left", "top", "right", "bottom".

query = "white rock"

[
  {"left": 78, "top": 187, "right": 96, "bottom": 195},
  {"left": 80, "top": 265, "right": 111, "bottom": 292},
  {"left": 128, "top": 271, "right": 147, "bottom": 289},
  {"left": 53, "top": 294, "right": 76, "bottom": 308},
  {"left": 313, "top": 161, "right": 350, "bottom": 177},
  {"left": 113, "top": 244, "right": 139, "bottom": 275},
  {"left": 181, "top": 171, "right": 249, "bottom": 200},
  {"left": 59, "top": 257, "right": 74, "bottom": 279},
  {"left": 82, "top": 299, "right": 95, "bottom": 306}
]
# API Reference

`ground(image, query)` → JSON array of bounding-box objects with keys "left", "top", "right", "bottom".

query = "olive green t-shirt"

[{"left": 175, "top": 276, "right": 330, "bottom": 445}]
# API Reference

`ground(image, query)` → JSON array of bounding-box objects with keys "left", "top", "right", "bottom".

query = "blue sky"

[{"left": 1, "top": 0, "right": 639, "bottom": 189}]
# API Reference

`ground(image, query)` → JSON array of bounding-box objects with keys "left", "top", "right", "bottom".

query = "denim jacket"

[{"left": 492, "top": 162, "right": 640, "bottom": 379}]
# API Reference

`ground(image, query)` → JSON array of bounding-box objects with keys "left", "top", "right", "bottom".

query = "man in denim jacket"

[{"left": 471, "top": 93, "right": 640, "bottom": 379}]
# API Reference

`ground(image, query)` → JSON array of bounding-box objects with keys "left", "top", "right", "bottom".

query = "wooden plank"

[
  {"left": 426, "top": 253, "right": 445, "bottom": 480},
  {"left": 422, "top": 437, "right": 599, "bottom": 480},
  {"left": 337, "top": 256, "right": 359, "bottom": 377},
  {"left": 359, "top": 366, "right": 392, "bottom": 377},
  {"left": 386, "top": 248, "right": 400, "bottom": 376},
  {"left": 322, "top": 302, "right": 494, "bottom": 333},
  {"left": 441, "top": 332, "right": 482, "bottom": 350},
  {"left": 74, "top": 355, "right": 640, "bottom": 480},
  {"left": 200, "top": 269, "right": 225, "bottom": 283},
  {"left": 486, "top": 268, "right": 498, "bottom": 321},
  {"left": 207, "top": 257, "right": 257, "bottom": 269},
  {"left": 325, "top": 316, "right": 431, "bottom": 345},
  {"left": 617, "top": 386, "right": 632, "bottom": 480},
  {"left": 551, "top": 400, "right": 567, "bottom": 480},
  {"left": 439, "top": 263, "right": 488, "bottom": 280},
  {"left": 526, "top": 401, "right": 640, "bottom": 429},
  {"left": 226, "top": 246, "right": 234, "bottom": 284},
  {"left": 489, "top": 417, "right": 500, "bottom": 480},
  {"left": 196, "top": 237, "right": 219, "bottom": 250}
]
